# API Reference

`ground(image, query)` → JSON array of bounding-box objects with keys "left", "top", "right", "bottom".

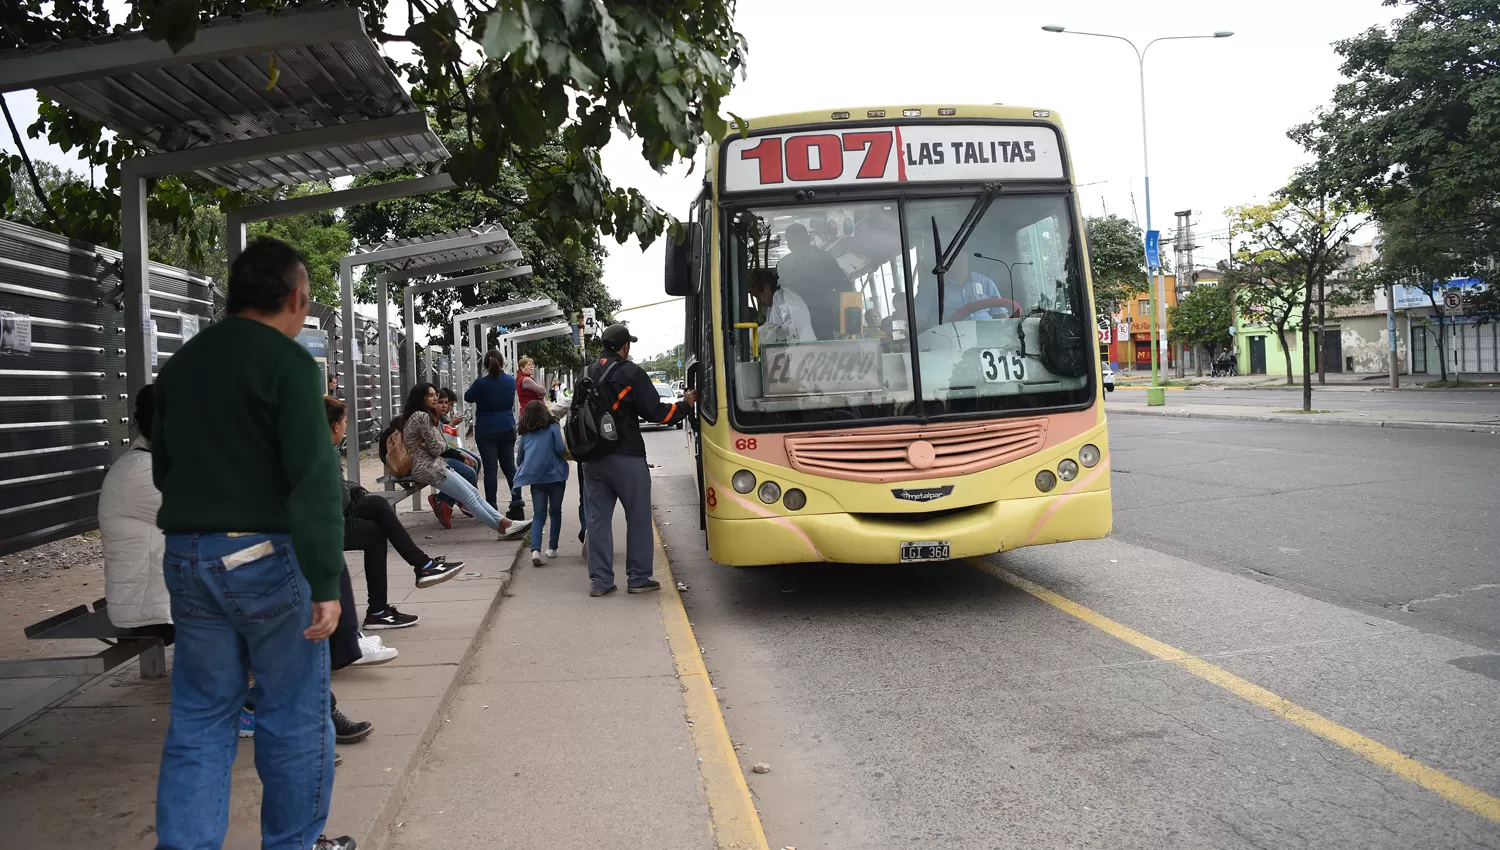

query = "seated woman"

[
  {"left": 427, "top": 388, "right": 480, "bottom": 527},
  {"left": 402, "top": 383, "right": 531, "bottom": 540},
  {"left": 98, "top": 385, "right": 170, "bottom": 629},
  {"left": 326, "top": 397, "right": 466, "bottom": 630}
]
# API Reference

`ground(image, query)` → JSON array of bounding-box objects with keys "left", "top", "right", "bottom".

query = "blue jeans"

[
  {"left": 474, "top": 429, "right": 524, "bottom": 513},
  {"left": 529, "top": 481, "right": 566, "bottom": 551},
  {"left": 435, "top": 469, "right": 504, "bottom": 531},
  {"left": 436, "top": 456, "right": 477, "bottom": 508},
  {"left": 157, "top": 533, "right": 334, "bottom": 850}
]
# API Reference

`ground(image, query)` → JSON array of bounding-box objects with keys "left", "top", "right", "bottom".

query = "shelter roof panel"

[{"left": 7, "top": 7, "right": 445, "bottom": 191}]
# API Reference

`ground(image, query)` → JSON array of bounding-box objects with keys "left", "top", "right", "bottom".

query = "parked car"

[
  {"left": 1101, "top": 363, "right": 1115, "bottom": 392},
  {"left": 642, "top": 382, "right": 686, "bottom": 429}
]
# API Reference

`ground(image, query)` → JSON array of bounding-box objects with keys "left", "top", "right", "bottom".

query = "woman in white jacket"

[{"left": 98, "top": 385, "right": 170, "bottom": 628}]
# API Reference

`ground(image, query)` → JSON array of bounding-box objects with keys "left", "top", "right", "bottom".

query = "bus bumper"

[{"left": 704, "top": 488, "right": 1112, "bottom": 566}]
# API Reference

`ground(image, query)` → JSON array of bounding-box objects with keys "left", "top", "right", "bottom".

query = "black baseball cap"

[{"left": 600, "top": 322, "right": 637, "bottom": 349}]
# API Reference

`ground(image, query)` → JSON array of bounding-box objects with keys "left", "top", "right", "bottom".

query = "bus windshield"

[{"left": 725, "top": 192, "right": 1094, "bottom": 430}]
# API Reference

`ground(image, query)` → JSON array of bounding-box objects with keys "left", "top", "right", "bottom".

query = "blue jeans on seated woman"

[
  {"left": 433, "top": 468, "right": 522, "bottom": 534},
  {"left": 436, "top": 457, "right": 477, "bottom": 508},
  {"left": 156, "top": 532, "right": 334, "bottom": 850}
]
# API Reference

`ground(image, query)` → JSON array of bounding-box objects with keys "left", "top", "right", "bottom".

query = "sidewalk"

[
  {"left": 0, "top": 465, "right": 762, "bottom": 850},
  {"left": 0, "top": 494, "right": 523, "bottom": 849},
  {"left": 1106, "top": 395, "right": 1500, "bottom": 433},
  {"left": 1114, "top": 372, "right": 1500, "bottom": 391},
  {"left": 381, "top": 469, "right": 742, "bottom": 850}
]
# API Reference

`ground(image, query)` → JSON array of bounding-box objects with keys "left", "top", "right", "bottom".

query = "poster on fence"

[
  {"left": 0, "top": 311, "right": 32, "bottom": 355},
  {"left": 179, "top": 312, "right": 200, "bottom": 343}
]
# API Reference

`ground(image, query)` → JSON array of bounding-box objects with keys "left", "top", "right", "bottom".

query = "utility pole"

[
  {"left": 1173, "top": 209, "right": 1193, "bottom": 379},
  {"left": 1386, "top": 281, "right": 1400, "bottom": 389},
  {"left": 1183, "top": 212, "right": 1197, "bottom": 377}
]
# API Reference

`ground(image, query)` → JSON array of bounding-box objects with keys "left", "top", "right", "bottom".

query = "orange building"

[{"left": 1107, "top": 274, "right": 1179, "bottom": 371}]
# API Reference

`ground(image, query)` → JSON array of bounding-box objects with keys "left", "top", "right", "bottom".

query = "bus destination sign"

[
  {"left": 724, "top": 124, "right": 1064, "bottom": 192},
  {"left": 761, "top": 339, "right": 885, "bottom": 397}
]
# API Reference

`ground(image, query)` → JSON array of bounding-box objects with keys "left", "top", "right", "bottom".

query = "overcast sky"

[{"left": 2, "top": 0, "right": 1398, "bottom": 358}]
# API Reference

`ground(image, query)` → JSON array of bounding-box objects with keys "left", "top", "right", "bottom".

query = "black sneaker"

[
  {"left": 506, "top": 504, "right": 526, "bottom": 522},
  {"left": 627, "top": 580, "right": 662, "bottom": 595},
  {"left": 363, "top": 606, "right": 419, "bottom": 630},
  {"left": 331, "top": 706, "right": 373, "bottom": 744},
  {"left": 314, "top": 836, "right": 356, "bottom": 850},
  {"left": 589, "top": 585, "right": 617, "bottom": 597},
  {"left": 415, "top": 557, "right": 465, "bottom": 588}
]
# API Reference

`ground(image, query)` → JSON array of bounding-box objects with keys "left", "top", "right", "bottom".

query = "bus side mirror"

[{"left": 665, "top": 221, "right": 703, "bottom": 297}]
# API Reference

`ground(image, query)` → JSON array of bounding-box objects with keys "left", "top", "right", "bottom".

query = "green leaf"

[{"left": 480, "top": 9, "right": 535, "bottom": 61}]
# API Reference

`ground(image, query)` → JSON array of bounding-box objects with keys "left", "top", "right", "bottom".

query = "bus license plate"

[{"left": 901, "top": 540, "right": 951, "bottom": 562}]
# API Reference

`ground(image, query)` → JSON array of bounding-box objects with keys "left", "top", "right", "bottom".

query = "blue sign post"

[{"left": 1144, "top": 230, "right": 1161, "bottom": 269}]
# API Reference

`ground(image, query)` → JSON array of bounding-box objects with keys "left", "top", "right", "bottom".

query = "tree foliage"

[
  {"left": 1225, "top": 183, "right": 1363, "bottom": 406},
  {"left": 1294, "top": 0, "right": 1498, "bottom": 249},
  {"left": 1295, "top": 0, "right": 1496, "bottom": 353},
  {"left": 2, "top": 0, "right": 746, "bottom": 264},
  {"left": 1085, "top": 214, "right": 1147, "bottom": 320},
  {"left": 1167, "top": 283, "right": 1235, "bottom": 361}
]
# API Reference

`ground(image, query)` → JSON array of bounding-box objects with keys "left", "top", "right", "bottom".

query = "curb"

[
  {"left": 366, "top": 539, "right": 527, "bottom": 850},
  {"left": 1109, "top": 406, "right": 1500, "bottom": 434},
  {"left": 653, "top": 524, "right": 771, "bottom": 850}
]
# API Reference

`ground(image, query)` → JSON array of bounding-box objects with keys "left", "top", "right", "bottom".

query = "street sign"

[
  {"left": 1443, "top": 290, "right": 1462, "bottom": 310},
  {"left": 1144, "top": 230, "right": 1161, "bottom": 269},
  {"left": 582, "top": 306, "right": 598, "bottom": 337}
]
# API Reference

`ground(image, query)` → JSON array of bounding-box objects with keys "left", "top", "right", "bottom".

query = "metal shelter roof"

[
  {"left": 1, "top": 6, "right": 446, "bottom": 191},
  {"left": 356, "top": 224, "right": 520, "bottom": 274}
]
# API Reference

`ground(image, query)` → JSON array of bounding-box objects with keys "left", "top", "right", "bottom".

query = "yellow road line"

[
  {"left": 968, "top": 558, "right": 1500, "bottom": 825},
  {"left": 655, "top": 525, "right": 771, "bottom": 850}
]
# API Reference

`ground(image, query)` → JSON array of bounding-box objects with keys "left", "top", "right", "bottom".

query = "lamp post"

[
  {"left": 972, "top": 252, "right": 1032, "bottom": 296},
  {"left": 1042, "top": 25, "right": 1232, "bottom": 405}
]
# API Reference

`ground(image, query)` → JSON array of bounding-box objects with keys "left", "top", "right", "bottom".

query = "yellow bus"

[{"left": 665, "top": 104, "right": 1111, "bottom": 566}]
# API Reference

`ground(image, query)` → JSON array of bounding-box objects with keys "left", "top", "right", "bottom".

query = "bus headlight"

[
  {"left": 783, "top": 488, "right": 807, "bottom": 511},
  {"left": 1079, "top": 444, "right": 1101, "bottom": 468},
  {"left": 1035, "top": 470, "right": 1057, "bottom": 492},
  {"left": 758, "top": 481, "right": 781, "bottom": 504},
  {"left": 732, "top": 470, "right": 756, "bottom": 494},
  {"left": 1057, "top": 459, "right": 1079, "bottom": 482}
]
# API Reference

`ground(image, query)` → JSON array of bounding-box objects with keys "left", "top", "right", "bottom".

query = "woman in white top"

[
  {"left": 748, "top": 269, "right": 816, "bottom": 345},
  {"left": 98, "top": 385, "right": 169, "bottom": 628}
]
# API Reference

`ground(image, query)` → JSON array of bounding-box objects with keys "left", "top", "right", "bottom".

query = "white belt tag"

[{"left": 222, "top": 541, "right": 275, "bottom": 571}]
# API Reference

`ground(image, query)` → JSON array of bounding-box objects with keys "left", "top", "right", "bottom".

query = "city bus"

[{"left": 665, "top": 104, "right": 1111, "bottom": 566}]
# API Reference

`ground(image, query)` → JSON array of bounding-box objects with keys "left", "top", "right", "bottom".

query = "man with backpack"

[{"left": 568, "top": 323, "right": 695, "bottom": 596}]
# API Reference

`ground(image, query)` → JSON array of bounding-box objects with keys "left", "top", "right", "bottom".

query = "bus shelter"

[
  {"left": 398, "top": 262, "right": 530, "bottom": 386},
  {"left": 497, "top": 323, "right": 573, "bottom": 379},
  {"left": 0, "top": 5, "right": 449, "bottom": 731},
  {"left": 0, "top": 5, "right": 449, "bottom": 402},
  {"left": 451, "top": 298, "right": 564, "bottom": 391},
  {"left": 338, "top": 225, "right": 523, "bottom": 484}
]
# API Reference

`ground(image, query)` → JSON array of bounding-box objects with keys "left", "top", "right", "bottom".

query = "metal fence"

[{"left": 0, "top": 220, "right": 215, "bottom": 557}]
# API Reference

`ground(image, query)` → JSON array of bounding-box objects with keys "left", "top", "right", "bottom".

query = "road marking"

[
  {"left": 968, "top": 558, "right": 1500, "bottom": 825},
  {"left": 655, "top": 525, "right": 771, "bottom": 850}
]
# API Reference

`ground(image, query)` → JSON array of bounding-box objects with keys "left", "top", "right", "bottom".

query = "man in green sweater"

[{"left": 152, "top": 237, "right": 353, "bottom": 850}]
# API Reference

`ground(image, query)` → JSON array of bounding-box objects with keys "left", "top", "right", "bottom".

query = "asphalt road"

[
  {"left": 645, "top": 418, "right": 1500, "bottom": 850},
  {"left": 1133, "top": 386, "right": 1500, "bottom": 418}
]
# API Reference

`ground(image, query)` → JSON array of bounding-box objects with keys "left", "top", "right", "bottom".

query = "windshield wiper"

[{"left": 930, "top": 182, "right": 1000, "bottom": 323}]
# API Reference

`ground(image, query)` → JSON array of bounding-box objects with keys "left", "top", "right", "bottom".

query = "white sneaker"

[
  {"left": 545, "top": 549, "right": 557, "bottom": 559},
  {"left": 531, "top": 550, "right": 544, "bottom": 567},
  {"left": 352, "top": 635, "right": 398, "bottom": 666},
  {"left": 357, "top": 632, "right": 385, "bottom": 648}
]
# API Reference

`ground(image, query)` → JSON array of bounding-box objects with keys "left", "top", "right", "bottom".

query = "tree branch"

[{"left": 1, "top": 93, "right": 65, "bottom": 232}]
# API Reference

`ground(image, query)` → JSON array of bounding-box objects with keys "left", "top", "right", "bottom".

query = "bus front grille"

[{"left": 784, "top": 419, "right": 1048, "bottom": 483}]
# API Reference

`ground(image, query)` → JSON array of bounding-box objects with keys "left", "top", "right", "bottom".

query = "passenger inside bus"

[
  {"left": 747, "top": 268, "right": 816, "bottom": 345},
  {"left": 774, "top": 223, "right": 852, "bottom": 340}
]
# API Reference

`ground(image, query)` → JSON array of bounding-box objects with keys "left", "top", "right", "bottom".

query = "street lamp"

[{"left": 1043, "top": 25, "right": 1232, "bottom": 406}]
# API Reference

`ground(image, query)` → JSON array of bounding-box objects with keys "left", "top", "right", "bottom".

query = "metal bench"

[
  {"left": 376, "top": 474, "right": 426, "bottom": 511},
  {"left": 1, "top": 598, "right": 173, "bottom": 736}
]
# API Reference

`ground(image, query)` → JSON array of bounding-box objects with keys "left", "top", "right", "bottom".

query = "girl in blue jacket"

[{"left": 514, "top": 400, "right": 569, "bottom": 565}]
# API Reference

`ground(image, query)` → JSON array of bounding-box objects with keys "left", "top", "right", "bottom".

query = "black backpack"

[{"left": 564, "top": 359, "right": 624, "bottom": 462}]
